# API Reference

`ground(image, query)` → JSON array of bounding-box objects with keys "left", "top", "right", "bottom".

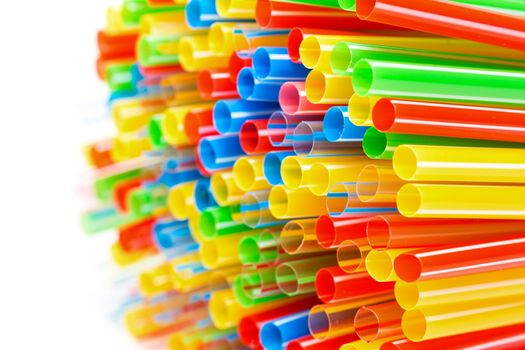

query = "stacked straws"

[{"left": 83, "top": 0, "right": 525, "bottom": 349}]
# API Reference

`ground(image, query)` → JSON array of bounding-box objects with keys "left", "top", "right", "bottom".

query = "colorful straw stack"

[{"left": 83, "top": 0, "right": 525, "bottom": 349}]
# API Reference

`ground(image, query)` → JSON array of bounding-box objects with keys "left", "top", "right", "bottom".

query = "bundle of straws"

[{"left": 82, "top": 0, "right": 525, "bottom": 349}]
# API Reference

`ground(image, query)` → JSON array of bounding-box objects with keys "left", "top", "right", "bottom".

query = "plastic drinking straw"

[
  {"left": 354, "top": 301, "right": 404, "bottom": 343},
  {"left": 178, "top": 35, "right": 230, "bottom": 72},
  {"left": 294, "top": 121, "right": 362, "bottom": 156},
  {"left": 168, "top": 181, "right": 197, "bottom": 220},
  {"left": 260, "top": 311, "right": 311, "bottom": 350},
  {"left": 314, "top": 214, "right": 367, "bottom": 249},
  {"left": 402, "top": 296, "right": 525, "bottom": 342},
  {"left": 355, "top": 0, "right": 525, "bottom": 51},
  {"left": 239, "top": 230, "right": 281, "bottom": 265},
  {"left": 185, "top": 0, "right": 241, "bottom": 28},
  {"left": 356, "top": 164, "right": 404, "bottom": 204},
  {"left": 240, "top": 119, "right": 290, "bottom": 155},
  {"left": 256, "top": 0, "right": 398, "bottom": 30},
  {"left": 397, "top": 183, "right": 525, "bottom": 220},
  {"left": 210, "top": 171, "right": 245, "bottom": 205},
  {"left": 199, "top": 206, "right": 251, "bottom": 239},
  {"left": 208, "top": 23, "right": 236, "bottom": 56},
  {"left": 127, "top": 183, "right": 168, "bottom": 217},
  {"left": 382, "top": 323, "right": 525, "bottom": 350},
  {"left": 148, "top": 115, "right": 167, "bottom": 149},
  {"left": 97, "top": 30, "right": 138, "bottom": 60},
  {"left": 122, "top": 0, "right": 184, "bottom": 24},
  {"left": 194, "top": 178, "right": 218, "bottom": 212},
  {"left": 197, "top": 134, "right": 246, "bottom": 171},
  {"left": 337, "top": 239, "right": 372, "bottom": 273},
  {"left": 216, "top": 0, "right": 257, "bottom": 18},
  {"left": 184, "top": 107, "right": 217, "bottom": 143},
  {"left": 197, "top": 69, "right": 239, "bottom": 100},
  {"left": 276, "top": 255, "right": 338, "bottom": 295},
  {"left": 278, "top": 0, "right": 341, "bottom": 7},
  {"left": 119, "top": 217, "right": 156, "bottom": 252},
  {"left": 229, "top": 52, "right": 253, "bottom": 83},
  {"left": 199, "top": 231, "right": 252, "bottom": 269},
  {"left": 353, "top": 59, "right": 525, "bottom": 106},
  {"left": 162, "top": 103, "right": 215, "bottom": 147},
  {"left": 213, "top": 99, "right": 279, "bottom": 134},
  {"left": 153, "top": 219, "right": 191, "bottom": 250},
  {"left": 84, "top": 139, "right": 114, "bottom": 169},
  {"left": 366, "top": 249, "right": 412, "bottom": 282},
  {"left": 307, "top": 159, "right": 382, "bottom": 196},
  {"left": 287, "top": 334, "right": 359, "bottom": 350},
  {"left": 362, "top": 127, "right": 524, "bottom": 160},
  {"left": 326, "top": 182, "right": 398, "bottom": 217},
  {"left": 110, "top": 240, "right": 154, "bottom": 266},
  {"left": 114, "top": 177, "right": 147, "bottom": 211},
  {"left": 394, "top": 145, "right": 525, "bottom": 183},
  {"left": 269, "top": 185, "right": 329, "bottom": 219},
  {"left": 234, "top": 265, "right": 286, "bottom": 307},
  {"left": 240, "top": 190, "right": 285, "bottom": 228},
  {"left": 373, "top": 99, "right": 525, "bottom": 144},
  {"left": 396, "top": 266, "right": 525, "bottom": 311},
  {"left": 237, "top": 67, "right": 284, "bottom": 101},
  {"left": 308, "top": 294, "right": 394, "bottom": 340},
  {"left": 233, "top": 156, "right": 269, "bottom": 191},
  {"left": 169, "top": 326, "right": 236, "bottom": 350},
  {"left": 452, "top": 0, "right": 525, "bottom": 16},
  {"left": 112, "top": 97, "right": 165, "bottom": 133},
  {"left": 316, "top": 267, "right": 394, "bottom": 303},
  {"left": 394, "top": 236, "right": 525, "bottom": 283},
  {"left": 137, "top": 35, "right": 181, "bottom": 67},
  {"left": 366, "top": 214, "right": 525, "bottom": 251},
  {"left": 268, "top": 111, "right": 324, "bottom": 147},
  {"left": 341, "top": 338, "right": 400, "bottom": 350},
  {"left": 139, "top": 12, "right": 189, "bottom": 36},
  {"left": 159, "top": 164, "right": 202, "bottom": 188},
  {"left": 305, "top": 70, "right": 354, "bottom": 104},
  {"left": 323, "top": 106, "right": 368, "bottom": 142},
  {"left": 253, "top": 47, "right": 310, "bottom": 81},
  {"left": 233, "top": 25, "right": 290, "bottom": 56},
  {"left": 159, "top": 73, "right": 201, "bottom": 105},
  {"left": 348, "top": 94, "right": 381, "bottom": 127},
  {"left": 106, "top": 63, "right": 135, "bottom": 92},
  {"left": 210, "top": 289, "right": 295, "bottom": 329},
  {"left": 263, "top": 151, "right": 295, "bottom": 185},
  {"left": 299, "top": 35, "right": 345, "bottom": 72},
  {"left": 279, "top": 82, "right": 335, "bottom": 117},
  {"left": 239, "top": 297, "right": 319, "bottom": 348},
  {"left": 281, "top": 219, "right": 327, "bottom": 255},
  {"left": 112, "top": 133, "right": 152, "bottom": 161}
]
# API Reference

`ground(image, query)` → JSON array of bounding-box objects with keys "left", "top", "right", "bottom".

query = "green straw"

[
  {"left": 106, "top": 63, "right": 135, "bottom": 93},
  {"left": 353, "top": 59, "right": 525, "bottom": 106},
  {"left": 337, "top": 0, "right": 356, "bottom": 11},
  {"left": 94, "top": 168, "right": 143, "bottom": 202},
  {"left": 363, "top": 127, "right": 525, "bottom": 159},
  {"left": 137, "top": 35, "right": 181, "bottom": 67},
  {"left": 331, "top": 43, "right": 525, "bottom": 75},
  {"left": 122, "top": 0, "right": 184, "bottom": 25},
  {"left": 279, "top": 0, "right": 341, "bottom": 8},
  {"left": 127, "top": 183, "right": 168, "bottom": 217},
  {"left": 239, "top": 231, "right": 280, "bottom": 265},
  {"left": 148, "top": 114, "right": 167, "bottom": 150},
  {"left": 80, "top": 206, "right": 139, "bottom": 235},
  {"left": 452, "top": 0, "right": 525, "bottom": 16},
  {"left": 232, "top": 268, "right": 286, "bottom": 307},
  {"left": 200, "top": 206, "right": 252, "bottom": 239}
]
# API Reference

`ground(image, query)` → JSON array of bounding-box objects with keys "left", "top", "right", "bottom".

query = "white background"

[{"left": 0, "top": 1, "right": 143, "bottom": 348}]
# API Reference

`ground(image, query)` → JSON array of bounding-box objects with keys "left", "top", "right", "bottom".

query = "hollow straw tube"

[
  {"left": 213, "top": 99, "right": 279, "bottom": 134},
  {"left": 394, "top": 236, "right": 525, "bottom": 282},
  {"left": 279, "top": 82, "right": 336, "bottom": 117},
  {"left": 233, "top": 156, "right": 269, "bottom": 191},
  {"left": 119, "top": 218, "right": 156, "bottom": 252},
  {"left": 305, "top": 70, "right": 354, "bottom": 104},
  {"left": 160, "top": 72, "right": 202, "bottom": 105},
  {"left": 281, "top": 219, "right": 327, "bottom": 255},
  {"left": 356, "top": 164, "right": 404, "bottom": 204},
  {"left": 198, "top": 134, "right": 246, "bottom": 171},
  {"left": 216, "top": 0, "right": 257, "bottom": 18},
  {"left": 185, "top": 0, "right": 241, "bottom": 28},
  {"left": 394, "top": 145, "right": 525, "bottom": 183},
  {"left": 137, "top": 35, "right": 182, "bottom": 67},
  {"left": 168, "top": 181, "right": 197, "bottom": 220},
  {"left": 229, "top": 52, "right": 252, "bottom": 83},
  {"left": 240, "top": 190, "right": 285, "bottom": 228},
  {"left": 240, "top": 119, "right": 292, "bottom": 155},
  {"left": 122, "top": 0, "right": 184, "bottom": 25},
  {"left": 308, "top": 293, "right": 394, "bottom": 340},
  {"left": 260, "top": 311, "right": 311, "bottom": 350},
  {"left": 397, "top": 183, "right": 525, "bottom": 220},
  {"left": 199, "top": 231, "right": 253, "bottom": 268},
  {"left": 353, "top": 59, "right": 525, "bottom": 106},
  {"left": 452, "top": 0, "right": 525, "bottom": 16},
  {"left": 268, "top": 111, "right": 324, "bottom": 147},
  {"left": 362, "top": 127, "right": 524, "bottom": 160},
  {"left": 233, "top": 25, "right": 290, "bottom": 56},
  {"left": 178, "top": 35, "right": 230, "bottom": 72},
  {"left": 278, "top": 0, "right": 341, "bottom": 7},
  {"left": 97, "top": 30, "right": 138, "bottom": 60},
  {"left": 355, "top": 0, "right": 525, "bottom": 51},
  {"left": 354, "top": 301, "right": 404, "bottom": 343},
  {"left": 342, "top": 339, "right": 399, "bottom": 350},
  {"left": 184, "top": 107, "right": 217, "bottom": 143},
  {"left": 153, "top": 219, "right": 191, "bottom": 250},
  {"left": 337, "top": 239, "right": 372, "bottom": 273},
  {"left": 197, "top": 69, "right": 239, "bottom": 100},
  {"left": 401, "top": 296, "right": 525, "bottom": 342},
  {"left": 210, "top": 171, "right": 245, "bottom": 206},
  {"left": 348, "top": 94, "right": 381, "bottom": 126},
  {"left": 194, "top": 178, "right": 218, "bottom": 212},
  {"left": 323, "top": 107, "right": 368, "bottom": 142},
  {"left": 293, "top": 121, "right": 362, "bottom": 156},
  {"left": 148, "top": 115, "right": 167, "bottom": 150},
  {"left": 314, "top": 213, "right": 369, "bottom": 250},
  {"left": 287, "top": 334, "right": 359, "bottom": 350},
  {"left": 382, "top": 323, "right": 525, "bottom": 350},
  {"left": 208, "top": 23, "right": 236, "bottom": 55},
  {"left": 373, "top": 98, "right": 525, "bottom": 143},
  {"left": 263, "top": 151, "right": 294, "bottom": 186},
  {"left": 253, "top": 47, "right": 310, "bottom": 81},
  {"left": 316, "top": 268, "right": 394, "bottom": 303},
  {"left": 269, "top": 185, "right": 329, "bottom": 219},
  {"left": 239, "top": 230, "right": 281, "bottom": 265},
  {"left": 366, "top": 214, "right": 525, "bottom": 251},
  {"left": 276, "top": 255, "right": 338, "bottom": 295},
  {"left": 326, "top": 182, "right": 398, "bottom": 217},
  {"left": 395, "top": 267, "right": 525, "bottom": 311},
  {"left": 237, "top": 67, "right": 283, "bottom": 101},
  {"left": 162, "top": 103, "right": 215, "bottom": 147},
  {"left": 234, "top": 265, "right": 285, "bottom": 307},
  {"left": 112, "top": 97, "right": 166, "bottom": 133},
  {"left": 199, "top": 206, "right": 251, "bottom": 239},
  {"left": 366, "top": 249, "right": 412, "bottom": 282}
]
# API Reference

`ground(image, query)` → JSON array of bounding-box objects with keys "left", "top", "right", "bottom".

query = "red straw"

[
  {"left": 198, "top": 69, "right": 240, "bottom": 100},
  {"left": 315, "top": 215, "right": 369, "bottom": 249},
  {"left": 239, "top": 119, "right": 293, "bottom": 155}
]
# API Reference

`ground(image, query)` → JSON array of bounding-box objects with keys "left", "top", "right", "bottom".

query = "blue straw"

[
  {"left": 327, "top": 182, "right": 398, "bottom": 217},
  {"left": 323, "top": 106, "right": 368, "bottom": 142},
  {"left": 233, "top": 27, "right": 290, "bottom": 57},
  {"left": 159, "top": 159, "right": 202, "bottom": 187},
  {"left": 153, "top": 218, "right": 192, "bottom": 250},
  {"left": 237, "top": 67, "right": 283, "bottom": 102},
  {"left": 213, "top": 99, "right": 279, "bottom": 134},
  {"left": 194, "top": 178, "right": 218, "bottom": 212},
  {"left": 263, "top": 151, "right": 294, "bottom": 185},
  {"left": 253, "top": 47, "right": 310, "bottom": 81},
  {"left": 198, "top": 134, "right": 246, "bottom": 171},
  {"left": 259, "top": 310, "right": 310, "bottom": 350},
  {"left": 185, "top": 0, "right": 247, "bottom": 28}
]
